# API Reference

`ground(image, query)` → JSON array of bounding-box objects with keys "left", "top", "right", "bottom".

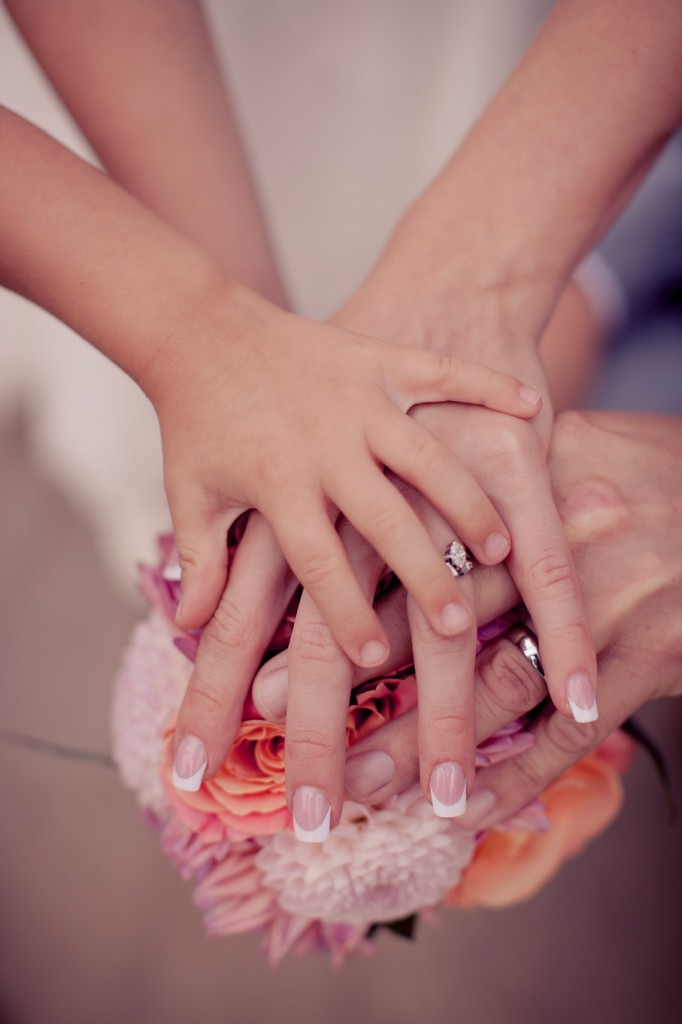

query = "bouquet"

[{"left": 112, "top": 533, "right": 629, "bottom": 966}]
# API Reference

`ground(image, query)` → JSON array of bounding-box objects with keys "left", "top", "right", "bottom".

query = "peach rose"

[
  {"left": 448, "top": 752, "right": 625, "bottom": 909},
  {"left": 162, "top": 720, "right": 291, "bottom": 839}
]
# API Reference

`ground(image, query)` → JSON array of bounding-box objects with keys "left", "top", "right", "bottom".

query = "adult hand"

[{"left": 280, "top": 411, "right": 682, "bottom": 821}]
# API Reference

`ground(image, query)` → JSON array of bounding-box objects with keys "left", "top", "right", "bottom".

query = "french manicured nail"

[
  {"left": 430, "top": 762, "right": 467, "bottom": 817},
  {"left": 483, "top": 532, "right": 510, "bottom": 562},
  {"left": 441, "top": 603, "right": 471, "bottom": 635},
  {"left": 359, "top": 640, "right": 388, "bottom": 667},
  {"left": 257, "top": 665, "right": 289, "bottom": 721},
  {"left": 162, "top": 562, "right": 182, "bottom": 581},
  {"left": 459, "top": 788, "right": 497, "bottom": 829},
  {"left": 345, "top": 750, "right": 395, "bottom": 798},
  {"left": 567, "top": 672, "right": 599, "bottom": 723},
  {"left": 519, "top": 384, "right": 541, "bottom": 406},
  {"left": 172, "top": 735, "right": 207, "bottom": 792},
  {"left": 293, "top": 786, "right": 331, "bottom": 843}
]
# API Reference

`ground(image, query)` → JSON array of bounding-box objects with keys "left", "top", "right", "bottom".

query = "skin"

[
  {"left": 5, "top": 0, "right": 682, "bottom": 830},
  {"left": 263, "top": 0, "right": 682, "bottom": 824},
  {"left": 252, "top": 410, "right": 682, "bottom": 821}
]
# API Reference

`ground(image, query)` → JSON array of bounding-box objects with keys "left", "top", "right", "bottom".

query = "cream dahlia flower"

[{"left": 256, "top": 787, "right": 476, "bottom": 925}]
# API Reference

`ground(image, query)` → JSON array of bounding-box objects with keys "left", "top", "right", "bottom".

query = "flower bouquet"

[{"left": 112, "top": 533, "right": 628, "bottom": 966}]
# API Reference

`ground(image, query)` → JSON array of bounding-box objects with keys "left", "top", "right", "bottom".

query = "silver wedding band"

[{"left": 507, "top": 624, "right": 545, "bottom": 679}]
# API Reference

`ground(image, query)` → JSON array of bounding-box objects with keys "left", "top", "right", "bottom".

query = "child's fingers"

[
  {"left": 371, "top": 412, "right": 512, "bottom": 565},
  {"left": 169, "top": 490, "right": 241, "bottom": 630},
  {"left": 327, "top": 464, "right": 472, "bottom": 641}
]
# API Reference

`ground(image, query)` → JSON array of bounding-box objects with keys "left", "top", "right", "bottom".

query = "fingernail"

[
  {"left": 293, "top": 786, "right": 331, "bottom": 843},
  {"left": 345, "top": 750, "right": 395, "bottom": 798},
  {"left": 175, "top": 599, "right": 184, "bottom": 623},
  {"left": 518, "top": 384, "right": 541, "bottom": 406},
  {"left": 475, "top": 751, "right": 492, "bottom": 767},
  {"left": 483, "top": 531, "right": 510, "bottom": 562},
  {"left": 459, "top": 788, "right": 497, "bottom": 829},
  {"left": 257, "top": 665, "right": 289, "bottom": 721},
  {"left": 359, "top": 639, "right": 388, "bottom": 667},
  {"left": 441, "top": 603, "right": 471, "bottom": 634},
  {"left": 172, "top": 735, "right": 207, "bottom": 792},
  {"left": 162, "top": 561, "right": 182, "bottom": 582},
  {"left": 430, "top": 762, "right": 467, "bottom": 817},
  {"left": 567, "top": 672, "right": 599, "bottom": 723}
]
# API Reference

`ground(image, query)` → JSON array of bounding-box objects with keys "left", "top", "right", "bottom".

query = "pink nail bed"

[
  {"left": 430, "top": 762, "right": 467, "bottom": 817},
  {"left": 172, "top": 735, "right": 207, "bottom": 792},
  {"left": 293, "top": 786, "right": 331, "bottom": 843},
  {"left": 567, "top": 672, "right": 598, "bottom": 723}
]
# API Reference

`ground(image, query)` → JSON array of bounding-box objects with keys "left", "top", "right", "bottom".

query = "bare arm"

[{"left": 4, "top": 0, "right": 286, "bottom": 303}]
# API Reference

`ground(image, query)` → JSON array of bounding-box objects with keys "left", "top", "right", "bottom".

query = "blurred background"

[{"left": 1, "top": 2, "right": 681, "bottom": 1022}]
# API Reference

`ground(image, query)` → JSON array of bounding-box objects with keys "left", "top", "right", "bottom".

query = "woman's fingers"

[
  {"left": 251, "top": 554, "right": 521, "bottom": 724},
  {"left": 344, "top": 635, "right": 548, "bottom": 804},
  {"left": 409, "top": 593, "right": 477, "bottom": 815},
  {"left": 389, "top": 346, "right": 542, "bottom": 418},
  {"left": 281, "top": 523, "right": 388, "bottom": 839},
  {"left": 455, "top": 648, "right": 633, "bottom": 832},
  {"left": 172, "top": 514, "right": 296, "bottom": 788},
  {"left": 501, "top": 463, "right": 599, "bottom": 724}
]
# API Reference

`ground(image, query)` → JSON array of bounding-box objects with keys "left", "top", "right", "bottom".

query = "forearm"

[
  {"left": 367, "top": 0, "right": 682, "bottom": 348},
  {"left": 5, "top": 0, "right": 287, "bottom": 305},
  {"left": 0, "top": 105, "right": 237, "bottom": 396}
]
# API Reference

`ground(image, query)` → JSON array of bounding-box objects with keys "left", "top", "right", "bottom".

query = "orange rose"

[
  {"left": 448, "top": 753, "right": 625, "bottom": 909},
  {"left": 162, "top": 720, "right": 291, "bottom": 839}
]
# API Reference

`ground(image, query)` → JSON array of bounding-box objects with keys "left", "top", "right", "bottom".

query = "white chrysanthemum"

[
  {"left": 255, "top": 787, "right": 476, "bottom": 925},
  {"left": 111, "top": 611, "right": 191, "bottom": 812}
]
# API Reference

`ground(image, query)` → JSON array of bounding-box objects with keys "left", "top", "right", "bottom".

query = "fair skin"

[
  {"left": 6, "top": 0, "right": 682, "bottom": 833},
  {"left": 0, "top": 1, "right": 539, "bottom": 768},
  {"left": 244, "top": 0, "right": 682, "bottom": 827},
  {"left": 251, "top": 410, "right": 682, "bottom": 822}
]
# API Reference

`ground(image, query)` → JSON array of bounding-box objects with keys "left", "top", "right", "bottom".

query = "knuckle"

[
  {"left": 370, "top": 502, "right": 408, "bottom": 540},
  {"left": 543, "top": 711, "right": 599, "bottom": 758},
  {"left": 285, "top": 730, "right": 335, "bottom": 764},
  {"left": 523, "top": 550, "right": 576, "bottom": 594},
  {"left": 293, "top": 621, "right": 341, "bottom": 666},
  {"left": 186, "top": 681, "right": 224, "bottom": 714},
  {"left": 296, "top": 546, "right": 339, "bottom": 589},
  {"left": 478, "top": 641, "right": 546, "bottom": 718},
  {"left": 206, "top": 597, "right": 259, "bottom": 652},
  {"left": 435, "top": 353, "right": 458, "bottom": 387},
  {"left": 426, "top": 709, "right": 472, "bottom": 742},
  {"left": 177, "top": 547, "right": 201, "bottom": 574},
  {"left": 506, "top": 752, "right": 545, "bottom": 793},
  {"left": 552, "top": 410, "right": 591, "bottom": 452}
]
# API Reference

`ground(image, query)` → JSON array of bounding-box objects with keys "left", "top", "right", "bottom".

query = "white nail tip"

[
  {"left": 568, "top": 698, "right": 599, "bottom": 724},
  {"left": 162, "top": 562, "right": 182, "bottom": 582},
  {"left": 293, "top": 807, "right": 331, "bottom": 843},
  {"left": 172, "top": 763, "right": 206, "bottom": 792},
  {"left": 430, "top": 787, "right": 467, "bottom": 818}
]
